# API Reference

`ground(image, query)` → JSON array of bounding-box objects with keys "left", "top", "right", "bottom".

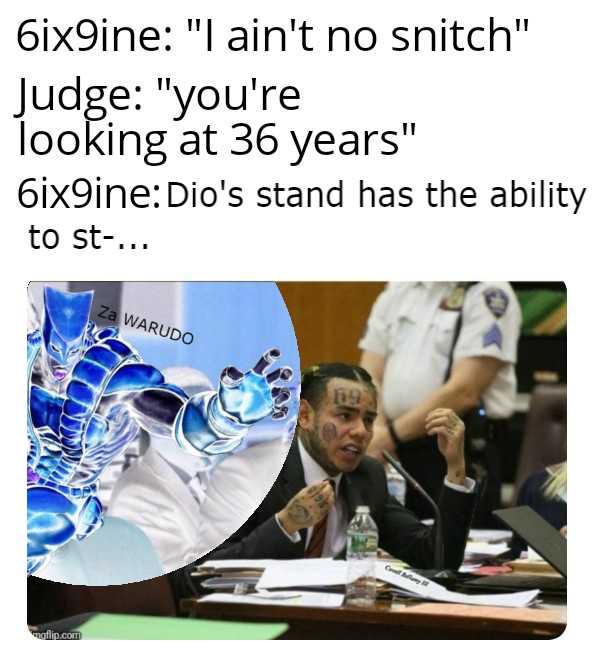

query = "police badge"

[{"left": 483, "top": 287, "right": 509, "bottom": 318}]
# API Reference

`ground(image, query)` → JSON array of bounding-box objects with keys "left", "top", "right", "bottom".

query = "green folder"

[{"left": 76, "top": 613, "right": 287, "bottom": 640}]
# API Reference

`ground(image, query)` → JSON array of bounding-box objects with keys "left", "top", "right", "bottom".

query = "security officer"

[{"left": 359, "top": 282, "right": 521, "bottom": 525}]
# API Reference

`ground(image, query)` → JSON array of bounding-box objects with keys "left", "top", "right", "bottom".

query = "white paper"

[
  {"left": 376, "top": 564, "right": 539, "bottom": 608},
  {"left": 468, "top": 529, "right": 513, "bottom": 544},
  {"left": 201, "top": 557, "right": 336, "bottom": 573},
  {"left": 441, "top": 589, "right": 540, "bottom": 608},
  {"left": 199, "top": 559, "right": 279, "bottom": 571},
  {"left": 527, "top": 546, "right": 547, "bottom": 562},
  {"left": 257, "top": 558, "right": 349, "bottom": 589},
  {"left": 458, "top": 564, "right": 483, "bottom": 574},
  {"left": 465, "top": 542, "right": 510, "bottom": 557},
  {"left": 201, "top": 590, "right": 345, "bottom": 608}
]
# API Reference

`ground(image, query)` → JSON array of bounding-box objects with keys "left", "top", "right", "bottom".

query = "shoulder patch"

[
  {"left": 483, "top": 287, "right": 509, "bottom": 318},
  {"left": 483, "top": 323, "right": 503, "bottom": 349}
]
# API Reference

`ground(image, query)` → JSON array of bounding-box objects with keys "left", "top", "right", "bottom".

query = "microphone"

[{"left": 382, "top": 451, "right": 447, "bottom": 576}]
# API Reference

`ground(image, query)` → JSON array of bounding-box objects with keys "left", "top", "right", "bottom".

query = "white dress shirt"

[{"left": 275, "top": 441, "right": 347, "bottom": 557}]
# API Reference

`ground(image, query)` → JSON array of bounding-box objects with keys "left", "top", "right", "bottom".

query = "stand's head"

[{"left": 42, "top": 286, "right": 94, "bottom": 382}]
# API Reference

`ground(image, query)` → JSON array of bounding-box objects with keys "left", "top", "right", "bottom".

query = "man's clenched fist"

[{"left": 425, "top": 408, "right": 466, "bottom": 485}]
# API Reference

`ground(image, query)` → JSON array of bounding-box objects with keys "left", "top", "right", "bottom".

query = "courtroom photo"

[{"left": 28, "top": 282, "right": 567, "bottom": 640}]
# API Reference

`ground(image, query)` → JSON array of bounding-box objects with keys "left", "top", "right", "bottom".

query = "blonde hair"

[{"left": 543, "top": 462, "right": 567, "bottom": 501}]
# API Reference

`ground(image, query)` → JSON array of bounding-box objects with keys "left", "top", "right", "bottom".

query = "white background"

[{"left": 2, "top": 0, "right": 591, "bottom": 649}]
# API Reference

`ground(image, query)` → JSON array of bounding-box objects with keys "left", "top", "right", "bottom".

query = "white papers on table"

[
  {"left": 201, "top": 590, "right": 344, "bottom": 608},
  {"left": 256, "top": 558, "right": 349, "bottom": 590},
  {"left": 376, "top": 563, "right": 540, "bottom": 608},
  {"left": 465, "top": 542, "right": 510, "bottom": 558},
  {"left": 468, "top": 529, "right": 513, "bottom": 544},
  {"left": 458, "top": 564, "right": 483, "bottom": 574},
  {"left": 199, "top": 559, "right": 278, "bottom": 571},
  {"left": 209, "top": 558, "right": 540, "bottom": 608},
  {"left": 527, "top": 546, "right": 547, "bottom": 562}
]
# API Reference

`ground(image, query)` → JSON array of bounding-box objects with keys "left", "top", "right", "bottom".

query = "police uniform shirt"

[{"left": 358, "top": 282, "right": 521, "bottom": 420}]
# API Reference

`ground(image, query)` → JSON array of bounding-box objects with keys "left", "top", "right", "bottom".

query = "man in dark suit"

[{"left": 205, "top": 363, "right": 476, "bottom": 569}]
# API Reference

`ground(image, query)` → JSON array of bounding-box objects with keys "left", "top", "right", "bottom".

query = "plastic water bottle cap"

[{"left": 356, "top": 505, "right": 370, "bottom": 514}]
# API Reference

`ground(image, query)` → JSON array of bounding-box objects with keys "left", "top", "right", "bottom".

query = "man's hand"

[
  {"left": 366, "top": 420, "right": 397, "bottom": 464},
  {"left": 425, "top": 408, "right": 466, "bottom": 486},
  {"left": 218, "top": 348, "right": 293, "bottom": 424},
  {"left": 277, "top": 481, "right": 335, "bottom": 535}
]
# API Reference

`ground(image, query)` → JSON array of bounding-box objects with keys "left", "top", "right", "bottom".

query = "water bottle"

[
  {"left": 386, "top": 463, "right": 407, "bottom": 505},
  {"left": 346, "top": 505, "right": 378, "bottom": 607}
]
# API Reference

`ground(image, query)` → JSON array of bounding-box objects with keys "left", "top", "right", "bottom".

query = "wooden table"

[{"left": 181, "top": 596, "right": 566, "bottom": 640}]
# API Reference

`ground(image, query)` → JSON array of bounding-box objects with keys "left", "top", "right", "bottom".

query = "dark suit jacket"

[{"left": 205, "top": 440, "right": 476, "bottom": 570}]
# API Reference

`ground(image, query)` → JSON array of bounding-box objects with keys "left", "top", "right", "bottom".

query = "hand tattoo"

[{"left": 288, "top": 502, "right": 311, "bottom": 525}]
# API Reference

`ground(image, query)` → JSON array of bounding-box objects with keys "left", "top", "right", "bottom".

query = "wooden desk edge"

[{"left": 180, "top": 598, "right": 566, "bottom": 638}]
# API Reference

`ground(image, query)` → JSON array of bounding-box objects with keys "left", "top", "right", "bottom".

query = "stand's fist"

[{"left": 218, "top": 348, "right": 293, "bottom": 424}]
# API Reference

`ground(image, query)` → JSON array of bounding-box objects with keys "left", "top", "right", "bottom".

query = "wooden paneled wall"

[{"left": 277, "top": 282, "right": 386, "bottom": 370}]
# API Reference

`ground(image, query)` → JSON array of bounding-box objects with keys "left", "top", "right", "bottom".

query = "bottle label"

[{"left": 349, "top": 533, "right": 378, "bottom": 554}]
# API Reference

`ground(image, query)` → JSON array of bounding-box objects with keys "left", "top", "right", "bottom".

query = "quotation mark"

[
  {"left": 157, "top": 78, "right": 171, "bottom": 91},
  {"left": 401, "top": 123, "right": 416, "bottom": 136},
  {"left": 516, "top": 18, "right": 529, "bottom": 32},
  {"left": 186, "top": 18, "right": 213, "bottom": 50}
]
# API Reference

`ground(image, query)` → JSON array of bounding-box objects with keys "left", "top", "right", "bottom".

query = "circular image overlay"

[{"left": 27, "top": 282, "right": 299, "bottom": 585}]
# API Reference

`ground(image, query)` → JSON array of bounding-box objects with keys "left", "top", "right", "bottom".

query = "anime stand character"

[{"left": 27, "top": 286, "right": 293, "bottom": 575}]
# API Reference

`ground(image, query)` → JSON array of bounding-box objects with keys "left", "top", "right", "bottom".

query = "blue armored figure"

[{"left": 27, "top": 286, "right": 293, "bottom": 576}]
